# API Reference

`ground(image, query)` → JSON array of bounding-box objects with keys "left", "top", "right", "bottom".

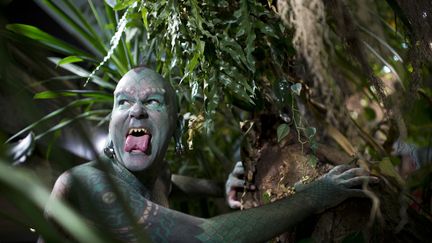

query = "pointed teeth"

[{"left": 128, "top": 128, "right": 149, "bottom": 135}]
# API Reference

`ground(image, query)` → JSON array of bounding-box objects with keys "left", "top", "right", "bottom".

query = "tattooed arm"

[{"left": 56, "top": 163, "right": 377, "bottom": 243}]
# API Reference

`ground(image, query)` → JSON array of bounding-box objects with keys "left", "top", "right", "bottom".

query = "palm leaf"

[{"left": 6, "top": 24, "right": 92, "bottom": 58}]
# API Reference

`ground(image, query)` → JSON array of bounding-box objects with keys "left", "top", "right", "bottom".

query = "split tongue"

[{"left": 124, "top": 134, "right": 151, "bottom": 153}]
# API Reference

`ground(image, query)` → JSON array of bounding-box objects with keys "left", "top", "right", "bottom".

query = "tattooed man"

[{"left": 44, "top": 67, "right": 378, "bottom": 242}]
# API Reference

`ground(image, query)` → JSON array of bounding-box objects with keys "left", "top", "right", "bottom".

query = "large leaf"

[
  {"left": 6, "top": 24, "right": 91, "bottom": 58},
  {"left": 57, "top": 56, "right": 83, "bottom": 65},
  {"left": 277, "top": 123, "right": 290, "bottom": 142},
  {"left": 34, "top": 90, "right": 113, "bottom": 101}
]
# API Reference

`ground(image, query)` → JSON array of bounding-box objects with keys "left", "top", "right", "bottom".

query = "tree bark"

[{"left": 240, "top": 115, "right": 432, "bottom": 242}]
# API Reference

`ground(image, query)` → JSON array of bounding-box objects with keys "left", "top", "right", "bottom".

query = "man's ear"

[{"left": 174, "top": 114, "right": 185, "bottom": 155}]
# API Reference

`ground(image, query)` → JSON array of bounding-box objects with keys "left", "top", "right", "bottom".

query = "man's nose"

[{"left": 129, "top": 103, "right": 148, "bottom": 119}]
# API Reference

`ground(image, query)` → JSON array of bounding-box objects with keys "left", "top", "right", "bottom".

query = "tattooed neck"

[{"left": 105, "top": 156, "right": 152, "bottom": 199}]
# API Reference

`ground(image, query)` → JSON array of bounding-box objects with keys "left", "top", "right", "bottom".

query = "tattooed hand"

[
  {"left": 225, "top": 161, "right": 255, "bottom": 209},
  {"left": 294, "top": 164, "right": 379, "bottom": 213}
]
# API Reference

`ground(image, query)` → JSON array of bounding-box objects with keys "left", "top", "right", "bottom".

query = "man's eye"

[
  {"left": 147, "top": 99, "right": 160, "bottom": 105},
  {"left": 119, "top": 100, "right": 131, "bottom": 106}
]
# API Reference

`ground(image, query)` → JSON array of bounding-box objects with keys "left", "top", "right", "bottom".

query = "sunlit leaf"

[
  {"left": 6, "top": 24, "right": 90, "bottom": 57},
  {"left": 113, "top": 0, "right": 135, "bottom": 10},
  {"left": 34, "top": 91, "right": 59, "bottom": 99},
  {"left": 141, "top": 6, "right": 149, "bottom": 30},
  {"left": 57, "top": 56, "right": 83, "bottom": 66},
  {"left": 35, "top": 90, "right": 113, "bottom": 100},
  {"left": 277, "top": 123, "right": 290, "bottom": 142}
]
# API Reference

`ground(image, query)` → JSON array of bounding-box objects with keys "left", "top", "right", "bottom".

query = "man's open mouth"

[{"left": 124, "top": 127, "right": 151, "bottom": 153}]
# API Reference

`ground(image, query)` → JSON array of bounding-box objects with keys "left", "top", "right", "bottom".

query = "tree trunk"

[{"left": 240, "top": 114, "right": 432, "bottom": 242}]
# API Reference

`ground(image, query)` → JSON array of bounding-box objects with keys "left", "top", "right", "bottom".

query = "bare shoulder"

[
  {"left": 52, "top": 161, "right": 99, "bottom": 199},
  {"left": 68, "top": 161, "right": 101, "bottom": 175},
  {"left": 51, "top": 171, "right": 71, "bottom": 199}
]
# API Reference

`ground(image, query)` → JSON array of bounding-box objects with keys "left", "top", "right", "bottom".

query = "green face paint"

[{"left": 109, "top": 67, "right": 176, "bottom": 172}]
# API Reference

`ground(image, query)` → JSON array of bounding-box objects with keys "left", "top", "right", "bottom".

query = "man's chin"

[{"left": 121, "top": 152, "right": 153, "bottom": 171}]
